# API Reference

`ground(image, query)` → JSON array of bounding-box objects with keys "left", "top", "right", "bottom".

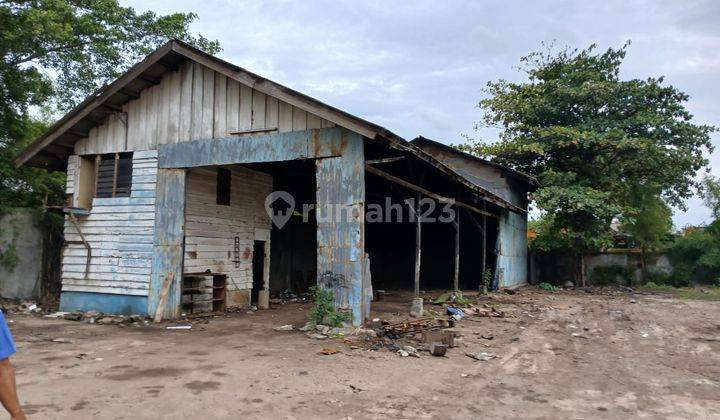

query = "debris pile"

[{"left": 44, "top": 310, "right": 151, "bottom": 326}]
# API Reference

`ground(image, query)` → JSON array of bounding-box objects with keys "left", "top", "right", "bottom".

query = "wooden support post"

[
  {"left": 453, "top": 205, "right": 460, "bottom": 292},
  {"left": 482, "top": 203, "right": 487, "bottom": 291},
  {"left": 414, "top": 192, "right": 422, "bottom": 298}
]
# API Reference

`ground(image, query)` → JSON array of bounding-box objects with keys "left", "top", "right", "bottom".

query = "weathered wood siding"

[
  {"left": 73, "top": 62, "right": 335, "bottom": 155},
  {"left": 62, "top": 150, "right": 158, "bottom": 296},
  {"left": 184, "top": 166, "right": 272, "bottom": 304}
]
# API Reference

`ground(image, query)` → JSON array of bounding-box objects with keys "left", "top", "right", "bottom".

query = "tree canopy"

[
  {"left": 0, "top": 0, "right": 220, "bottom": 213},
  {"left": 460, "top": 42, "right": 714, "bottom": 251}
]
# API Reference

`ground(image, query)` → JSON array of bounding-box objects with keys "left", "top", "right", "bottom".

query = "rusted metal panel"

[
  {"left": 148, "top": 168, "right": 186, "bottom": 319},
  {"left": 157, "top": 127, "right": 343, "bottom": 168},
  {"left": 316, "top": 130, "right": 366, "bottom": 325},
  {"left": 496, "top": 187, "right": 529, "bottom": 288}
]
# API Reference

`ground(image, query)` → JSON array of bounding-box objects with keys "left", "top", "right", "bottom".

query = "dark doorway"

[{"left": 252, "top": 240, "right": 265, "bottom": 303}]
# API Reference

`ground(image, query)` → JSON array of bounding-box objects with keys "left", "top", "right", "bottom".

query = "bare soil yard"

[{"left": 7, "top": 287, "right": 720, "bottom": 419}]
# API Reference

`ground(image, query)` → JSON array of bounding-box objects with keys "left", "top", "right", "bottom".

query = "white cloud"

[{"left": 123, "top": 0, "right": 720, "bottom": 226}]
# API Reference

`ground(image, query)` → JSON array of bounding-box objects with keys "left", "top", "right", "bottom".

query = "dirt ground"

[{"left": 7, "top": 287, "right": 720, "bottom": 419}]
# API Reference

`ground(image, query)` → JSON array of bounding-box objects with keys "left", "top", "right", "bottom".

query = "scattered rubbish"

[
  {"left": 382, "top": 317, "right": 448, "bottom": 338},
  {"left": 63, "top": 313, "right": 83, "bottom": 321},
  {"left": 371, "top": 318, "right": 380, "bottom": 323},
  {"left": 348, "top": 384, "right": 364, "bottom": 393},
  {"left": 571, "top": 333, "right": 588, "bottom": 339},
  {"left": 166, "top": 325, "right": 192, "bottom": 330},
  {"left": 629, "top": 299, "right": 637, "bottom": 304},
  {"left": 466, "top": 351, "right": 497, "bottom": 361},
  {"left": 307, "top": 333, "right": 328, "bottom": 340},
  {"left": 51, "top": 338, "right": 73, "bottom": 344},
  {"left": 27, "top": 304, "right": 38, "bottom": 311},
  {"left": 480, "top": 334, "right": 494, "bottom": 340},
  {"left": 318, "top": 347, "right": 340, "bottom": 355},
  {"left": 398, "top": 345, "right": 420, "bottom": 358},
  {"left": 274, "top": 324, "right": 293, "bottom": 331},
  {"left": 641, "top": 333, "right": 649, "bottom": 338},
  {"left": 503, "top": 289, "right": 516, "bottom": 295},
  {"left": 353, "top": 328, "right": 377, "bottom": 338},
  {"left": 430, "top": 342, "right": 448, "bottom": 357}
]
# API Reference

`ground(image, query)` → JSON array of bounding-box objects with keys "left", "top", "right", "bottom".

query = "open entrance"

[
  {"left": 244, "top": 160, "right": 318, "bottom": 298},
  {"left": 363, "top": 142, "right": 501, "bottom": 294},
  {"left": 251, "top": 240, "right": 265, "bottom": 304}
]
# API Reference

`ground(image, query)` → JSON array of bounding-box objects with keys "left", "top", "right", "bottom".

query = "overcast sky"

[{"left": 125, "top": 0, "right": 720, "bottom": 227}]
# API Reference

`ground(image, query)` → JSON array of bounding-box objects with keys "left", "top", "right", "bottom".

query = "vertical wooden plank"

[
  {"left": 315, "top": 129, "right": 365, "bottom": 325},
  {"left": 239, "top": 84, "right": 252, "bottom": 130},
  {"left": 147, "top": 85, "right": 159, "bottom": 149},
  {"left": 251, "top": 90, "right": 266, "bottom": 129},
  {"left": 226, "top": 79, "right": 240, "bottom": 133},
  {"left": 292, "top": 107, "right": 307, "bottom": 131},
  {"left": 178, "top": 62, "right": 194, "bottom": 142},
  {"left": 278, "top": 101, "right": 292, "bottom": 132},
  {"left": 149, "top": 168, "right": 186, "bottom": 319},
  {"left": 98, "top": 121, "right": 109, "bottom": 154},
  {"left": 213, "top": 73, "right": 227, "bottom": 138},
  {"left": 157, "top": 75, "right": 170, "bottom": 145},
  {"left": 126, "top": 99, "right": 137, "bottom": 150},
  {"left": 137, "top": 90, "right": 148, "bottom": 150},
  {"left": 307, "top": 113, "right": 322, "bottom": 129},
  {"left": 190, "top": 62, "right": 204, "bottom": 140},
  {"left": 201, "top": 67, "right": 215, "bottom": 139},
  {"left": 265, "top": 96, "right": 279, "bottom": 130},
  {"left": 167, "top": 70, "right": 181, "bottom": 144},
  {"left": 414, "top": 193, "right": 421, "bottom": 297}
]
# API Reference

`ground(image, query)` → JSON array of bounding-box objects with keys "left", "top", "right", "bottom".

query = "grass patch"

[{"left": 641, "top": 283, "right": 720, "bottom": 301}]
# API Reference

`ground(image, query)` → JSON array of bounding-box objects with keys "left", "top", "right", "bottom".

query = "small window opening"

[
  {"left": 96, "top": 152, "right": 133, "bottom": 198},
  {"left": 216, "top": 168, "right": 231, "bottom": 206}
]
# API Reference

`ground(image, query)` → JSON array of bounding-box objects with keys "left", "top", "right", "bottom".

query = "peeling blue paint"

[
  {"left": 158, "top": 127, "right": 344, "bottom": 169},
  {"left": 60, "top": 291, "right": 148, "bottom": 315}
]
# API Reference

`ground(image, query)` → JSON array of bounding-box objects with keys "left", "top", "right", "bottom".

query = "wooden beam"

[
  {"left": 138, "top": 74, "right": 161, "bottom": 85},
  {"left": 119, "top": 88, "right": 140, "bottom": 99},
  {"left": 364, "top": 164, "right": 499, "bottom": 220},
  {"left": 101, "top": 103, "right": 123, "bottom": 113},
  {"left": 366, "top": 156, "right": 406, "bottom": 165}
]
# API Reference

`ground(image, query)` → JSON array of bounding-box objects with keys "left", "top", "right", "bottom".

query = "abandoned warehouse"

[{"left": 14, "top": 39, "right": 536, "bottom": 325}]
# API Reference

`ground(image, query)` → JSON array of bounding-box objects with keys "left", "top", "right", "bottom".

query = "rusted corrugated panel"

[
  {"left": 316, "top": 129, "right": 365, "bottom": 325},
  {"left": 149, "top": 168, "right": 186, "bottom": 319},
  {"left": 496, "top": 187, "right": 529, "bottom": 288},
  {"left": 157, "top": 127, "right": 343, "bottom": 168}
]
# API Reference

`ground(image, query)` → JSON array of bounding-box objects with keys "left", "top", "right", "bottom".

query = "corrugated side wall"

[{"left": 496, "top": 187, "right": 528, "bottom": 288}]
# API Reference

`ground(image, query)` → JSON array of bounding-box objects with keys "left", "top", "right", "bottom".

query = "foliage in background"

[
  {"left": 309, "top": 286, "right": 350, "bottom": 327},
  {"left": 590, "top": 264, "right": 634, "bottom": 286},
  {"left": 702, "top": 175, "right": 720, "bottom": 220},
  {"left": 667, "top": 221, "right": 720, "bottom": 286},
  {"left": 0, "top": 0, "right": 220, "bottom": 212},
  {"left": 460, "top": 42, "right": 714, "bottom": 258}
]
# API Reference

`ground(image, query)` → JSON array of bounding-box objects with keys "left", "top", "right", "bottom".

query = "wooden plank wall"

[
  {"left": 73, "top": 61, "right": 336, "bottom": 155},
  {"left": 184, "top": 166, "right": 272, "bottom": 303},
  {"left": 62, "top": 150, "right": 158, "bottom": 296}
]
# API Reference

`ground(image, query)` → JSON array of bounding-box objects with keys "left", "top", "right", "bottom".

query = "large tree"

[
  {"left": 460, "top": 43, "right": 714, "bottom": 283},
  {"left": 0, "top": 0, "right": 220, "bottom": 213}
]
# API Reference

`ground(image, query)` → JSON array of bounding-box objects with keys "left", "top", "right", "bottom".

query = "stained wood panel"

[{"left": 73, "top": 61, "right": 335, "bottom": 155}]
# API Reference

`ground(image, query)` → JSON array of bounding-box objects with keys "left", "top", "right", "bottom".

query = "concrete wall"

[{"left": 0, "top": 210, "right": 42, "bottom": 299}]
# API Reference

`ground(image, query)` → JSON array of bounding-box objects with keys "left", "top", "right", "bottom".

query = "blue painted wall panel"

[
  {"left": 60, "top": 291, "right": 148, "bottom": 315},
  {"left": 316, "top": 129, "right": 366, "bottom": 325}
]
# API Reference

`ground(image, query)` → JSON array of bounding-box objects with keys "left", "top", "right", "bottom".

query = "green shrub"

[
  {"left": 309, "top": 286, "right": 350, "bottom": 327},
  {"left": 590, "top": 265, "right": 634, "bottom": 286},
  {"left": 538, "top": 282, "right": 557, "bottom": 292},
  {"left": 667, "top": 221, "right": 720, "bottom": 286}
]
